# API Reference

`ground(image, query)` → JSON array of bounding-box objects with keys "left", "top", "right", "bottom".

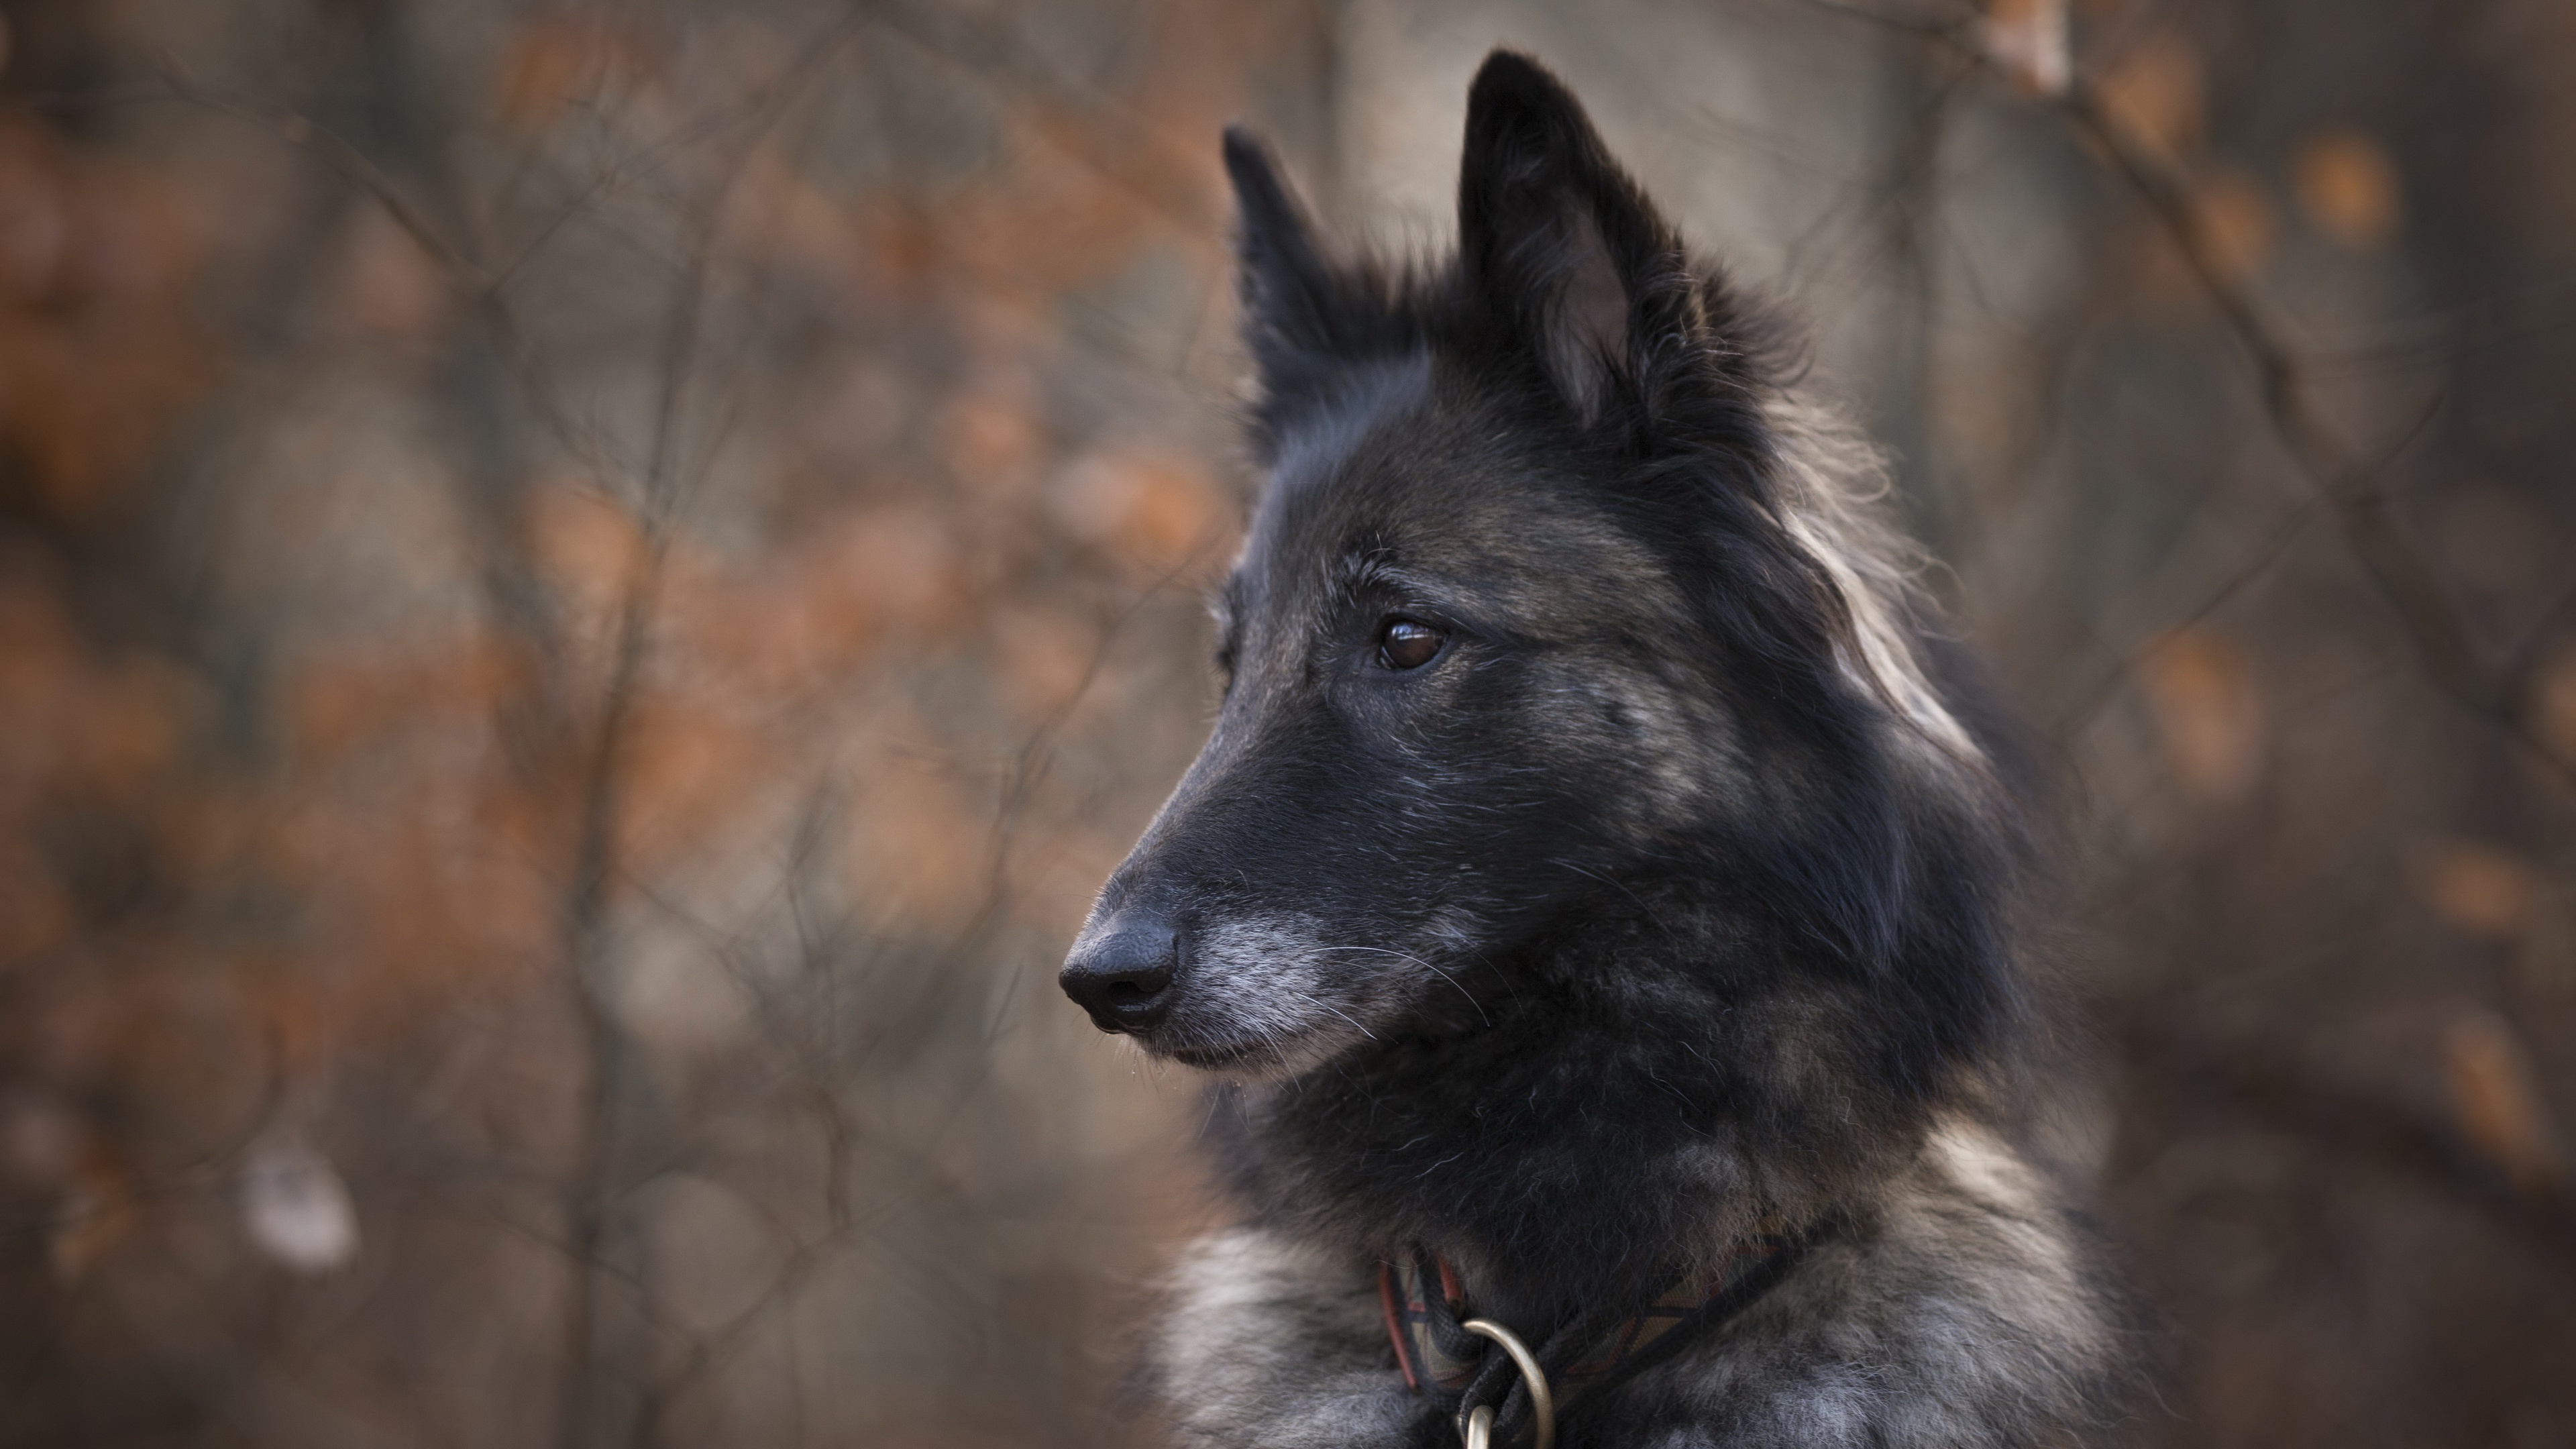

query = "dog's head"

[{"left": 1061, "top": 52, "right": 1969, "bottom": 1078}]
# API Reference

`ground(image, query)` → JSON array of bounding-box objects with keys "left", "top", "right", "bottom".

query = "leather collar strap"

[{"left": 1378, "top": 1229, "right": 1809, "bottom": 1446}]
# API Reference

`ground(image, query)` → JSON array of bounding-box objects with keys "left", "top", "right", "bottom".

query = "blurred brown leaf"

[
  {"left": 621, "top": 692, "right": 769, "bottom": 866},
  {"left": 2534, "top": 647, "right": 2576, "bottom": 767},
  {"left": 2413, "top": 840, "right": 2540, "bottom": 941},
  {"left": 943, "top": 390, "right": 1049, "bottom": 489},
  {"left": 2097, "top": 34, "right": 2204, "bottom": 156},
  {"left": 68, "top": 657, "right": 201, "bottom": 802},
  {"left": 2194, "top": 169, "right": 2277, "bottom": 281},
  {"left": 494, "top": 18, "right": 653, "bottom": 133},
  {"left": 2139, "top": 629, "right": 2265, "bottom": 804},
  {"left": 531, "top": 484, "right": 651, "bottom": 639},
  {"left": 2442, "top": 1009, "right": 2564, "bottom": 1195},
  {"left": 2294, "top": 129, "right": 2403, "bottom": 250},
  {"left": 1049, "top": 447, "right": 1228, "bottom": 572},
  {"left": 286, "top": 633, "right": 526, "bottom": 761},
  {"left": 332, "top": 206, "right": 452, "bottom": 339},
  {"left": 0, "top": 142, "right": 209, "bottom": 519}
]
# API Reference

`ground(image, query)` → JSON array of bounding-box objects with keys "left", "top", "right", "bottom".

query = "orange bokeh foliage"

[
  {"left": 2442, "top": 1009, "right": 2564, "bottom": 1194},
  {"left": 2294, "top": 129, "right": 2404, "bottom": 250},
  {"left": 288, "top": 633, "right": 532, "bottom": 761},
  {"left": 495, "top": 17, "right": 661, "bottom": 133},
  {"left": 0, "top": 115, "right": 210, "bottom": 523},
  {"left": 2137, "top": 629, "right": 2265, "bottom": 805},
  {"left": 2414, "top": 839, "right": 2542, "bottom": 942},
  {"left": 1050, "top": 446, "right": 1230, "bottom": 572},
  {"left": 2190, "top": 168, "right": 2277, "bottom": 281},
  {"left": 2096, "top": 32, "right": 2203, "bottom": 158}
]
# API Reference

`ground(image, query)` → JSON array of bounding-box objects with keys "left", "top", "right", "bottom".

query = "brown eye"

[{"left": 1377, "top": 619, "right": 1445, "bottom": 671}]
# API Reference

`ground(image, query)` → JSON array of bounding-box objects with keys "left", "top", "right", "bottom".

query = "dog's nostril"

[{"left": 1058, "top": 924, "right": 1179, "bottom": 1034}]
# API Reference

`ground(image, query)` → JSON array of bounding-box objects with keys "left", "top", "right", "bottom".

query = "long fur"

[{"left": 1061, "top": 50, "right": 2140, "bottom": 1449}]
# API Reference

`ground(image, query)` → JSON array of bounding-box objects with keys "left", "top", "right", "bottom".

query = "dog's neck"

[{"left": 1203, "top": 897, "right": 1937, "bottom": 1334}]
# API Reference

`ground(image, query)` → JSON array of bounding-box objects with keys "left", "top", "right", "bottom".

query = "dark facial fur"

[{"left": 1061, "top": 50, "right": 2137, "bottom": 1448}]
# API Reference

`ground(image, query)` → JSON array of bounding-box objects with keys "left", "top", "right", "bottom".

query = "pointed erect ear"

[
  {"left": 1457, "top": 51, "right": 1690, "bottom": 422},
  {"left": 1224, "top": 124, "right": 1335, "bottom": 365},
  {"left": 1222, "top": 128, "right": 1415, "bottom": 449}
]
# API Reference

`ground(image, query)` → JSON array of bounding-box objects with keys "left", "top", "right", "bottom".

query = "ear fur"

[
  {"left": 1456, "top": 51, "right": 1694, "bottom": 423},
  {"left": 1222, "top": 125, "right": 1413, "bottom": 453},
  {"left": 1223, "top": 125, "right": 1334, "bottom": 372}
]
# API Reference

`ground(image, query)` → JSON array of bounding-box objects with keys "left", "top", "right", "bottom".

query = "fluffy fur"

[{"left": 1059, "top": 50, "right": 2139, "bottom": 1449}]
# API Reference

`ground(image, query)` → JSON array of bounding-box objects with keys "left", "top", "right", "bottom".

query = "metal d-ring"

[{"left": 1458, "top": 1317, "right": 1555, "bottom": 1449}]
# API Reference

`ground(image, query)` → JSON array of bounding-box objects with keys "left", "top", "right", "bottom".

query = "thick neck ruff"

[{"left": 1379, "top": 1225, "right": 1813, "bottom": 1446}]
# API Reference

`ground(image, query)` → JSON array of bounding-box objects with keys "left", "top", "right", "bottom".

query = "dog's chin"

[
  {"left": 1140, "top": 1019, "right": 1374, "bottom": 1083},
  {"left": 1160, "top": 1040, "right": 1277, "bottom": 1073}
]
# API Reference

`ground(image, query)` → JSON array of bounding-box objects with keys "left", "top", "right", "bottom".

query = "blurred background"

[{"left": 1, "top": 0, "right": 2571, "bottom": 1444}]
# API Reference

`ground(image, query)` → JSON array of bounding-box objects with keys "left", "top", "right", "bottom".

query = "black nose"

[{"left": 1059, "top": 920, "right": 1178, "bottom": 1033}]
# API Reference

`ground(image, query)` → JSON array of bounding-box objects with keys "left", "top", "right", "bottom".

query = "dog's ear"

[
  {"left": 1224, "top": 126, "right": 1404, "bottom": 448},
  {"left": 1457, "top": 51, "right": 1692, "bottom": 424},
  {"left": 1224, "top": 125, "right": 1335, "bottom": 370}
]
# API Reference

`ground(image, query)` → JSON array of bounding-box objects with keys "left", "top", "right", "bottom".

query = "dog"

[{"left": 1059, "top": 50, "right": 2138, "bottom": 1449}]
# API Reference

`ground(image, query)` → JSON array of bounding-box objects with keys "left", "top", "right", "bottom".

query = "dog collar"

[{"left": 1377, "top": 1229, "right": 1807, "bottom": 1446}]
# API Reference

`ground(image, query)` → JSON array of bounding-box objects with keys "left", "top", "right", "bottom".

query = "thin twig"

[{"left": 155, "top": 54, "right": 490, "bottom": 289}]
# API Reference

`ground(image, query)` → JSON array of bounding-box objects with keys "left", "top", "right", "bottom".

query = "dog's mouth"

[
  {"left": 1134, "top": 1010, "right": 1375, "bottom": 1081},
  {"left": 1162, "top": 1038, "right": 1272, "bottom": 1070},
  {"left": 1142, "top": 1004, "right": 1409, "bottom": 1083},
  {"left": 1156, "top": 1033, "right": 1342, "bottom": 1085}
]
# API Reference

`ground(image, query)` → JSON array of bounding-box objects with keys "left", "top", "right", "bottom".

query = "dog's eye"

[{"left": 1377, "top": 619, "right": 1445, "bottom": 671}]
